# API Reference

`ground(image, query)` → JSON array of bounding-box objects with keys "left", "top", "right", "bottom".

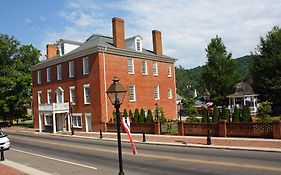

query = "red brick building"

[{"left": 31, "top": 17, "right": 177, "bottom": 133}]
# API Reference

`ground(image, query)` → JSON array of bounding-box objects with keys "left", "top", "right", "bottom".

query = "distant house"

[
  {"left": 227, "top": 82, "right": 259, "bottom": 116},
  {"left": 31, "top": 17, "right": 177, "bottom": 133}
]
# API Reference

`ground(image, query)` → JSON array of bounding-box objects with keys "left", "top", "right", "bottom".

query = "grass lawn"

[{"left": 161, "top": 122, "right": 178, "bottom": 134}]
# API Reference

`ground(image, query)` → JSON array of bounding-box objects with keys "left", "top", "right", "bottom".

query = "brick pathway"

[{"left": 0, "top": 164, "right": 27, "bottom": 175}]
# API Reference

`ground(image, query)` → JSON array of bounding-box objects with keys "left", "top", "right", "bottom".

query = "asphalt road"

[{"left": 4, "top": 131, "right": 281, "bottom": 175}]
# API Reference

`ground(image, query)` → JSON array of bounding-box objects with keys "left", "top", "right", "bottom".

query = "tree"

[
  {"left": 0, "top": 34, "right": 40, "bottom": 122},
  {"left": 212, "top": 106, "right": 219, "bottom": 123},
  {"left": 201, "top": 111, "right": 208, "bottom": 123},
  {"left": 233, "top": 106, "right": 240, "bottom": 122},
  {"left": 139, "top": 108, "right": 145, "bottom": 123},
  {"left": 201, "top": 36, "right": 239, "bottom": 106},
  {"left": 241, "top": 105, "right": 252, "bottom": 122},
  {"left": 133, "top": 108, "right": 140, "bottom": 123},
  {"left": 257, "top": 101, "right": 272, "bottom": 123},
  {"left": 182, "top": 98, "right": 198, "bottom": 118},
  {"left": 146, "top": 109, "right": 153, "bottom": 123},
  {"left": 250, "top": 27, "right": 281, "bottom": 114}
]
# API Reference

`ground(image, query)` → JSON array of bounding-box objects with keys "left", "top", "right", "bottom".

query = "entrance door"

[{"left": 85, "top": 113, "right": 92, "bottom": 132}]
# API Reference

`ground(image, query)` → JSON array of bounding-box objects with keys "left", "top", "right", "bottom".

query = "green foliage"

[
  {"left": 257, "top": 101, "right": 272, "bottom": 123},
  {"left": 0, "top": 34, "right": 40, "bottom": 122},
  {"left": 182, "top": 98, "right": 198, "bottom": 118},
  {"left": 146, "top": 109, "right": 153, "bottom": 123},
  {"left": 250, "top": 26, "right": 281, "bottom": 113},
  {"left": 241, "top": 105, "right": 252, "bottom": 122},
  {"left": 122, "top": 109, "right": 128, "bottom": 118},
  {"left": 220, "top": 106, "right": 229, "bottom": 121},
  {"left": 201, "top": 111, "right": 208, "bottom": 123},
  {"left": 129, "top": 109, "right": 133, "bottom": 121},
  {"left": 201, "top": 36, "right": 239, "bottom": 106},
  {"left": 139, "top": 108, "right": 145, "bottom": 123},
  {"left": 212, "top": 106, "right": 219, "bottom": 123},
  {"left": 133, "top": 108, "right": 140, "bottom": 123},
  {"left": 186, "top": 115, "right": 200, "bottom": 123},
  {"left": 233, "top": 106, "right": 240, "bottom": 122},
  {"left": 175, "top": 66, "right": 190, "bottom": 96}
]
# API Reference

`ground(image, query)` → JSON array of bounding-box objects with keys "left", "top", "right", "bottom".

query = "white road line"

[{"left": 11, "top": 148, "right": 98, "bottom": 170}]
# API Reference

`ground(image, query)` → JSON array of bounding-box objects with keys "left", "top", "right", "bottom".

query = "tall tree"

[
  {"left": 250, "top": 26, "right": 281, "bottom": 113},
  {"left": 0, "top": 34, "right": 40, "bottom": 122},
  {"left": 201, "top": 36, "right": 239, "bottom": 106}
]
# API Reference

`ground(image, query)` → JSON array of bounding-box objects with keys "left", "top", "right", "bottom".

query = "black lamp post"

[
  {"left": 106, "top": 77, "right": 126, "bottom": 175},
  {"left": 202, "top": 89, "right": 212, "bottom": 145},
  {"left": 69, "top": 102, "right": 74, "bottom": 135}
]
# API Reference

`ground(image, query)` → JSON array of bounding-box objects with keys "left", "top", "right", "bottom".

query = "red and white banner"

[
  {"left": 121, "top": 117, "right": 137, "bottom": 155},
  {"left": 205, "top": 102, "right": 213, "bottom": 109}
]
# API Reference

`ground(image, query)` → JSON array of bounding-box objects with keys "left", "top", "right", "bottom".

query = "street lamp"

[
  {"left": 69, "top": 102, "right": 74, "bottom": 135},
  {"left": 202, "top": 89, "right": 212, "bottom": 145},
  {"left": 106, "top": 77, "right": 126, "bottom": 175}
]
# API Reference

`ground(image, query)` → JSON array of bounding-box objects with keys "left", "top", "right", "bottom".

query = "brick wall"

[{"left": 178, "top": 121, "right": 281, "bottom": 139}]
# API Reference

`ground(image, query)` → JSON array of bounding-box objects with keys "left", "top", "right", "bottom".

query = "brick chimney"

[
  {"left": 46, "top": 44, "right": 57, "bottom": 59},
  {"left": 112, "top": 17, "right": 125, "bottom": 49},
  {"left": 152, "top": 30, "right": 163, "bottom": 55}
]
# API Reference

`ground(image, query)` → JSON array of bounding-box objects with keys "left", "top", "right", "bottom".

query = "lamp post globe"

[{"left": 106, "top": 77, "right": 126, "bottom": 175}]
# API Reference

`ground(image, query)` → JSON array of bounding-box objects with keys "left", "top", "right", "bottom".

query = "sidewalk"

[{"left": 1, "top": 127, "right": 281, "bottom": 175}]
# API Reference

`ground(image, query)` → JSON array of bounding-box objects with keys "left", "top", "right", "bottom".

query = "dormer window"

[{"left": 136, "top": 38, "right": 141, "bottom": 51}]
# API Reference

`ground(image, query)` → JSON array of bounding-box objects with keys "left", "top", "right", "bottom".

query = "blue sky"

[{"left": 1, "top": 0, "right": 281, "bottom": 68}]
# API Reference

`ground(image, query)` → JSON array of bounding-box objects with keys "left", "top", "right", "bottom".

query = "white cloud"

[{"left": 41, "top": 0, "right": 281, "bottom": 68}]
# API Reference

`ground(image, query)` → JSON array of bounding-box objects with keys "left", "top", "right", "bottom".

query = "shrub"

[
  {"left": 133, "top": 108, "right": 140, "bottom": 123},
  {"left": 146, "top": 109, "right": 153, "bottom": 123},
  {"left": 241, "top": 105, "right": 252, "bottom": 122},
  {"left": 257, "top": 101, "right": 272, "bottom": 123},
  {"left": 201, "top": 111, "right": 208, "bottom": 123},
  {"left": 123, "top": 109, "right": 128, "bottom": 118},
  {"left": 220, "top": 106, "right": 229, "bottom": 121},
  {"left": 233, "top": 106, "right": 240, "bottom": 122},
  {"left": 129, "top": 110, "right": 133, "bottom": 121},
  {"left": 212, "top": 106, "right": 219, "bottom": 123},
  {"left": 139, "top": 108, "right": 145, "bottom": 122}
]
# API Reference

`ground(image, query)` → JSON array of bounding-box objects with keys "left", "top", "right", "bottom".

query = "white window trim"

[
  {"left": 83, "top": 57, "right": 89, "bottom": 75},
  {"left": 153, "top": 62, "right": 158, "bottom": 76},
  {"left": 154, "top": 85, "right": 160, "bottom": 100},
  {"left": 168, "top": 65, "right": 172, "bottom": 78},
  {"left": 69, "top": 61, "right": 74, "bottom": 78},
  {"left": 72, "top": 113, "right": 82, "bottom": 128},
  {"left": 57, "top": 64, "right": 62, "bottom": 80},
  {"left": 83, "top": 84, "right": 90, "bottom": 104},
  {"left": 47, "top": 68, "right": 51, "bottom": 82},
  {"left": 135, "top": 38, "right": 142, "bottom": 52},
  {"left": 168, "top": 88, "right": 172, "bottom": 99},
  {"left": 47, "top": 90, "right": 52, "bottom": 104},
  {"left": 128, "top": 58, "right": 135, "bottom": 74},
  {"left": 69, "top": 86, "right": 76, "bottom": 105},
  {"left": 38, "top": 91, "right": 42, "bottom": 104},
  {"left": 142, "top": 60, "right": 148, "bottom": 75},
  {"left": 37, "top": 70, "right": 42, "bottom": 84},
  {"left": 129, "top": 85, "right": 136, "bottom": 102}
]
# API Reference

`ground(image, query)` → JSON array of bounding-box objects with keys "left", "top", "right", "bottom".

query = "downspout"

[{"left": 102, "top": 47, "right": 109, "bottom": 122}]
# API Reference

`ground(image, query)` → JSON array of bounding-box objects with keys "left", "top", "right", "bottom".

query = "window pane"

[
  {"left": 84, "top": 85, "right": 90, "bottom": 104},
  {"left": 69, "top": 61, "right": 74, "bottom": 77},
  {"left": 153, "top": 62, "right": 158, "bottom": 76},
  {"left": 129, "top": 86, "right": 135, "bottom": 101},
  {"left": 154, "top": 86, "right": 159, "bottom": 100},
  {"left": 57, "top": 64, "right": 62, "bottom": 80},
  {"left": 37, "top": 70, "right": 42, "bottom": 84},
  {"left": 128, "top": 58, "right": 134, "bottom": 74},
  {"left": 142, "top": 60, "right": 147, "bottom": 75},
  {"left": 47, "top": 68, "right": 51, "bottom": 82},
  {"left": 168, "top": 65, "right": 172, "bottom": 77},
  {"left": 83, "top": 57, "right": 89, "bottom": 75}
]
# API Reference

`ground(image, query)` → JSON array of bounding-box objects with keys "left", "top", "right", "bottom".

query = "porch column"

[
  {"left": 68, "top": 113, "right": 71, "bottom": 132},
  {"left": 243, "top": 96, "right": 246, "bottom": 105},
  {"left": 38, "top": 113, "right": 42, "bottom": 132},
  {"left": 53, "top": 112, "right": 56, "bottom": 133}
]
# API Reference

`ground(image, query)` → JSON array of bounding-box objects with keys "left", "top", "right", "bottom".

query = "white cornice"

[{"left": 31, "top": 45, "right": 176, "bottom": 71}]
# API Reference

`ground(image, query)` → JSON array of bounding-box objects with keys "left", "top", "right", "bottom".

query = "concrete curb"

[
  {"left": 50, "top": 132, "right": 281, "bottom": 153},
  {"left": 1, "top": 160, "right": 53, "bottom": 175}
]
